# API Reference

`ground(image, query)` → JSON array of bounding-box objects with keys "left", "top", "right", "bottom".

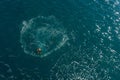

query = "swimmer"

[{"left": 36, "top": 48, "right": 42, "bottom": 54}]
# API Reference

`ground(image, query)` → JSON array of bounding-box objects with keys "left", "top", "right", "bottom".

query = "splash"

[{"left": 20, "top": 16, "right": 68, "bottom": 58}]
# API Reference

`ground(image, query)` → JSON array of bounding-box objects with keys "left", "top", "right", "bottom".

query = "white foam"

[{"left": 20, "top": 16, "right": 69, "bottom": 58}]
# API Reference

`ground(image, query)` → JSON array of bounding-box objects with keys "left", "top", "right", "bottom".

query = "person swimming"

[{"left": 36, "top": 48, "right": 42, "bottom": 54}]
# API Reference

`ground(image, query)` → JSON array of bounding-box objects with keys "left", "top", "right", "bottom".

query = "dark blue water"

[{"left": 1, "top": 0, "right": 120, "bottom": 80}]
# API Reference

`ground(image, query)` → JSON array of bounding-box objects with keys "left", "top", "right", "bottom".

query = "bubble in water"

[{"left": 20, "top": 16, "right": 68, "bottom": 58}]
